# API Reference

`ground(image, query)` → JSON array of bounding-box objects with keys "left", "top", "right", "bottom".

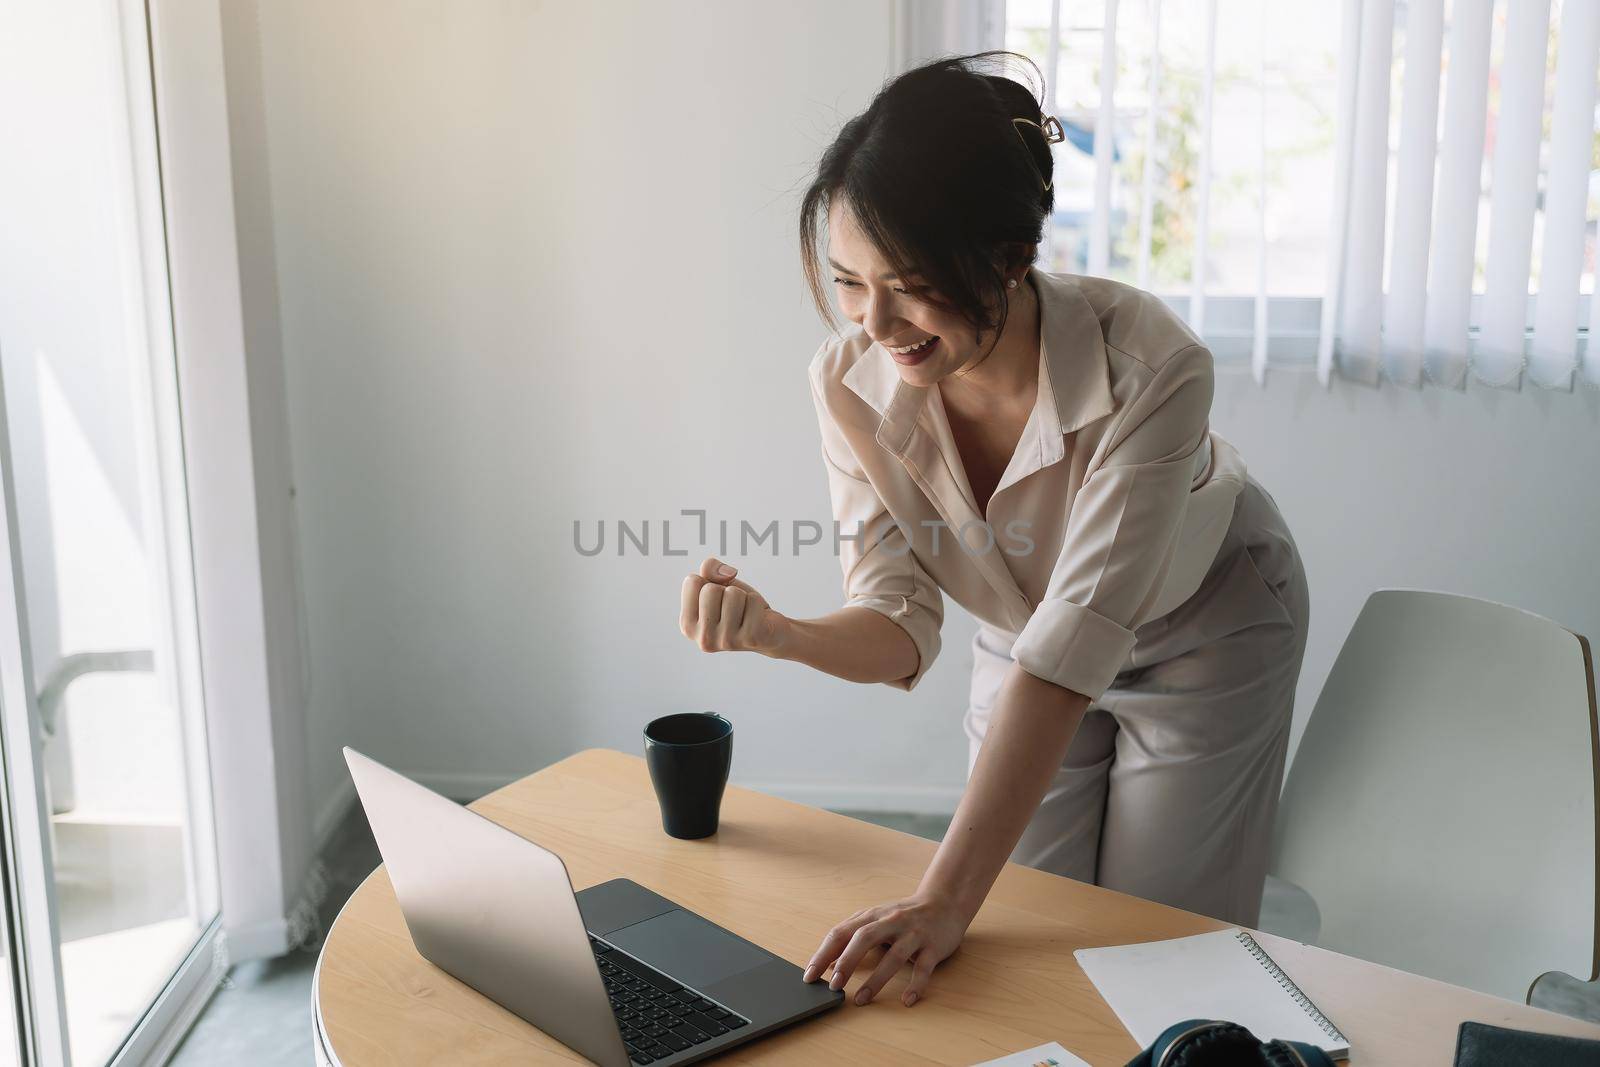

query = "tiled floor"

[
  {"left": 167, "top": 806, "right": 951, "bottom": 1066},
  {"left": 168, "top": 804, "right": 383, "bottom": 1067}
]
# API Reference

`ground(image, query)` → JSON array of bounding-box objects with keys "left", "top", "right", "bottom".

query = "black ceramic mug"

[{"left": 643, "top": 712, "right": 732, "bottom": 840}]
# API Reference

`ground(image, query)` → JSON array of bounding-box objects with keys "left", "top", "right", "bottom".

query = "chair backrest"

[{"left": 1269, "top": 589, "right": 1598, "bottom": 1003}]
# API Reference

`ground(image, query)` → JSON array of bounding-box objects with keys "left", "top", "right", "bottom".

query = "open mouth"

[{"left": 886, "top": 335, "right": 940, "bottom": 365}]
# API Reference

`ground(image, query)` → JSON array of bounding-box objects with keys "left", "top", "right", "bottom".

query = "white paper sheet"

[{"left": 1074, "top": 928, "right": 1349, "bottom": 1058}]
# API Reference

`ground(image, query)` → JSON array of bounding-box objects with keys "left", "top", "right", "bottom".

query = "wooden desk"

[{"left": 313, "top": 749, "right": 1600, "bottom": 1065}]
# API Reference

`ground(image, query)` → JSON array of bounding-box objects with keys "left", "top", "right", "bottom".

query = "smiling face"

[{"left": 827, "top": 200, "right": 1000, "bottom": 387}]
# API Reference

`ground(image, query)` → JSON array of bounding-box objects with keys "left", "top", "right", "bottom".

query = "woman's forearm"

[
  {"left": 918, "top": 662, "right": 1090, "bottom": 919},
  {"left": 767, "top": 606, "right": 920, "bottom": 685}
]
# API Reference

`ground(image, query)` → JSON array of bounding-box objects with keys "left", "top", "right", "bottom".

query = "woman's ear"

[{"left": 997, "top": 241, "right": 1037, "bottom": 275}]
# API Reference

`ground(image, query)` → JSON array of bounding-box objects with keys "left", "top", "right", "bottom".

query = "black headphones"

[{"left": 1126, "top": 1019, "right": 1335, "bottom": 1067}]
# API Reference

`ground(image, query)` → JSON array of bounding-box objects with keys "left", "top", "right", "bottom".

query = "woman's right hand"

[{"left": 679, "top": 557, "right": 789, "bottom": 656}]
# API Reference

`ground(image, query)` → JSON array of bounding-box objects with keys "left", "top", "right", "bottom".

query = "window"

[
  {"left": 0, "top": 1, "right": 225, "bottom": 1062},
  {"left": 1004, "top": 0, "right": 1600, "bottom": 390}
]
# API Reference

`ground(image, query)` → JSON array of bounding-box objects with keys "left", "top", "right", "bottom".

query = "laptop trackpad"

[{"left": 606, "top": 909, "right": 771, "bottom": 989}]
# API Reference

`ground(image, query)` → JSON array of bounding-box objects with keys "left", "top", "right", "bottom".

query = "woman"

[{"left": 677, "top": 52, "right": 1308, "bottom": 1010}]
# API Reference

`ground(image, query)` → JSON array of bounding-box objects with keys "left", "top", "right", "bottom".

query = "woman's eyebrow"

[{"left": 828, "top": 258, "right": 914, "bottom": 281}]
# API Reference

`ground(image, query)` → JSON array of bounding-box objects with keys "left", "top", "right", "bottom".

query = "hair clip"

[
  {"left": 1010, "top": 115, "right": 1066, "bottom": 192},
  {"left": 1012, "top": 114, "right": 1067, "bottom": 145}
]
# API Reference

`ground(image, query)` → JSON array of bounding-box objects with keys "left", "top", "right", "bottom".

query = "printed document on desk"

[{"left": 971, "top": 1041, "right": 1090, "bottom": 1066}]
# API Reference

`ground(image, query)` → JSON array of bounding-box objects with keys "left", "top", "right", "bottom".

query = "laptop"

[{"left": 343, "top": 747, "right": 843, "bottom": 1065}]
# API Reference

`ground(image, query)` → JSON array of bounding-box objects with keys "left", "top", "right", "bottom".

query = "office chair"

[{"left": 1261, "top": 589, "right": 1598, "bottom": 1010}]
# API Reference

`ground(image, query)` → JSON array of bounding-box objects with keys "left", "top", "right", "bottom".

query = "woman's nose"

[{"left": 861, "top": 291, "right": 898, "bottom": 342}]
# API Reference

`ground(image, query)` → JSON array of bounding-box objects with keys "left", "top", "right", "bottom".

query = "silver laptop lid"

[{"left": 342, "top": 747, "right": 629, "bottom": 1067}]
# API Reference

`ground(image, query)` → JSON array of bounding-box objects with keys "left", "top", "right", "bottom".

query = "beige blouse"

[{"left": 807, "top": 268, "right": 1248, "bottom": 700}]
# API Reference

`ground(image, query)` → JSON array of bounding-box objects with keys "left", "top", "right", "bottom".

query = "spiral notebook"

[{"left": 1074, "top": 929, "right": 1349, "bottom": 1060}]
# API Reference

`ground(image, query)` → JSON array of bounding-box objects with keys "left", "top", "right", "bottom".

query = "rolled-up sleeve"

[
  {"left": 809, "top": 367, "right": 944, "bottom": 691},
  {"left": 1010, "top": 345, "right": 1215, "bottom": 701}
]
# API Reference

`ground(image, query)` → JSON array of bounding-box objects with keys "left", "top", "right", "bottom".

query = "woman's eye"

[{"left": 830, "top": 277, "right": 914, "bottom": 298}]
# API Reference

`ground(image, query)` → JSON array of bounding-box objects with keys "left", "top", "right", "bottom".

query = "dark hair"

[{"left": 799, "top": 51, "right": 1054, "bottom": 344}]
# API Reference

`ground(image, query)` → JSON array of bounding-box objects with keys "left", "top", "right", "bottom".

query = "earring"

[{"left": 1007, "top": 279, "right": 1018, "bottom": 290}]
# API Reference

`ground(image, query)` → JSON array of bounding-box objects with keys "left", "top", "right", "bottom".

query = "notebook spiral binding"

[{"left": 1234, "top": 930, "right": 1348, "bottom": 1043}]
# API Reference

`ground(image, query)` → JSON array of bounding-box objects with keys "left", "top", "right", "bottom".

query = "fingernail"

[
  {"left": 717, "top": 564, "right": 736, "bottom": 577},
  {"left": 828, "top": 976, "right": 841, "bottom": 991},
  {"left": 802, "top": 967, "right": 815, "bottom": 982},
  {"left": 854, "top": 989, "right": 870, "bottom": 1006},
  {"left": 904, "top": 992, "right": 918, "bottom": 1007}
]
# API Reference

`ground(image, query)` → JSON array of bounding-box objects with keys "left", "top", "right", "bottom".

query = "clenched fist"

[{"left": 679, "top": 557, "right": 788, "bottom": 655}]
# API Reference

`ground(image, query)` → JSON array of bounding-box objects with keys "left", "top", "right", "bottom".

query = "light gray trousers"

[{"left": 964, "top": 476, "right": 1310, "bottom": 928}]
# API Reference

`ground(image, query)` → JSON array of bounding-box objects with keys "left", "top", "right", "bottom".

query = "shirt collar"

[
  {"left": 1032, "top": 268, "right": 1115, "bottom": 434},
  {"left": 841, "top": 268, "right": 1114, "bottom": 452}
]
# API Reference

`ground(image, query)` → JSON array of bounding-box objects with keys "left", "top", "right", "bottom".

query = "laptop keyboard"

[{"left": 589, "top": 934, "right": 750, "bottom": 1064}]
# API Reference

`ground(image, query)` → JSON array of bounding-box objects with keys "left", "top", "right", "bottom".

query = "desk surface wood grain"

[{"left": 314, "top": 749, "right": 1600, "bottom": 1065}]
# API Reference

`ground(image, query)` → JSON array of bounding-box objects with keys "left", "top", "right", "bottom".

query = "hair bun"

[{"left": 982, "top": 72, "right": 1044, "bottom": 125}]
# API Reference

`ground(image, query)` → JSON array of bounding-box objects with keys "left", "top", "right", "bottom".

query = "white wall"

[
  {"left": 230, "top": 1, "right": 1600, "bottom": 834},
  {"left": 215, "top": 0, "right": 315, "bottom": 919},
  {"left": 1210, "top": 368, "right": 1600, "bottom": 763}
]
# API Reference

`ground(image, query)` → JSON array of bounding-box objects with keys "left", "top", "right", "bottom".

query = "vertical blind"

[{"left": 1022, "top": 0, "right": 1600, "bottom": 393}]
